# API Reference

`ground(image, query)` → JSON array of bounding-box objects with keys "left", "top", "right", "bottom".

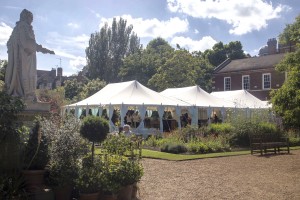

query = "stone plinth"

[{"left": 17, "top": 101, "right": 51, "bottom": 127}]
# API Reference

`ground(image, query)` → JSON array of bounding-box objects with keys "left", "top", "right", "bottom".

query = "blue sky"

[{"left": 0, "top": 0, "right": 299, "bottom": 76}]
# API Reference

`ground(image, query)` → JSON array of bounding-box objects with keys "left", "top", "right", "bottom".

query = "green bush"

[
  {"left": 160, "top": 143, "right": 187, "bottom": 154},
  {"left": 289, "top": 137, "right": 300, "bottom": 146},
  {"left": 24, "top": 120, "right": 50, "bottom": 170},
  {"left": 186, "top": 140, "right": 208, "bottom": 154},
  {"left": 80, "top": 116, "right": 109, "bottom": 161},
  {"left": 207, "top": 123, "right": 233, "bottom": 135},
  {"left": 102, "top": 134, "right": 132, "bottom": 155}
]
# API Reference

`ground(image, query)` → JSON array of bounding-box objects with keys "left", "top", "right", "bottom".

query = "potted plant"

[
  {"left": 116, "top": 159, "right": 144, "bottom": 200},
  {"left": 41, "top": 115, "right": 89, "bottom": 200},
  {"left": 22, "top": 119, "right": 50, "bottom": 193},
  {"left": 75, "top": 156, "right": 103, "bottom": 200}
]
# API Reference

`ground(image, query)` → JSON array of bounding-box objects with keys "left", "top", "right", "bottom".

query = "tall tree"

[
  {"left": 278, "top": 14, "right": 300, "bottom": 52},
  {"left": 85, "top": 18, "right": 141, "bottom": 82},
  {"left": 119, "top": 37, "right": 174, "bottom": 88},
  {"left": 225, "top": 41, "right": 246, "bottom": 60},
  {"left": 270, "top": 15, "right": 300, "bottom": 129},
  {"left": 204, "top": 41, "right": 246, "bottom": 67},
  {"left": 149, "top": 49, "right": 201, "bottom": 91}
]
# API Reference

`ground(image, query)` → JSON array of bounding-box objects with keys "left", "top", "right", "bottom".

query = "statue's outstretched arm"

[{"left": 36, "top": 44, "right": 55, "bottom": 54}]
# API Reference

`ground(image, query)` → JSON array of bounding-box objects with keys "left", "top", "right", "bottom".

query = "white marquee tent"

[
  {"left": 210, "top": 90, "right": 271, "bottom": 109},
  {"left": 160, "top": 85, "right": 235, "bottom": 125},
  {"left": 65, "top": 80, "right": 191, "bottom": 132}
]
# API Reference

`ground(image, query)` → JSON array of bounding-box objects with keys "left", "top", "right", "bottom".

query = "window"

[
  {"left": 224, "top": 77, "right": 231, "bottom": 91},
  {"left": 242, "top": 75, "right": 250, "bottom": 90},
  {"left": 263, "top": 73, "right": 271, "bottom": 89}
]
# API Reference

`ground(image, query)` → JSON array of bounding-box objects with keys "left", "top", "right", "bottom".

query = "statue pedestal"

[{"left": 17, "top": 101, "right": 51, "bottom": 127}]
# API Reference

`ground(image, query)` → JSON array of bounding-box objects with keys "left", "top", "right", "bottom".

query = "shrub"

[
  {"left": 207, "top": 123, "right": 233, "bottom": 135},
  {"left": 160, "top": 143, "right": 187, "bottom": 154},
  {"left": 80, "top": 116, "right": 109, "bottom": 161},
  {"left": 24, "top": 119, "right": 50, "bottom": 170},
  {"left": 102, "top": 134, "right": 132, "bottom": 155},
  {"left": 186, "top": 140, "right": 208, "bottom": 154},
  {"left": 41, "top": 115, "right": 89, "bottom": 187}
]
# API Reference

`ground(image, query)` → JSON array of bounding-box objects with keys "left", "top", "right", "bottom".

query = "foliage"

[
  {"left": 114, "top": 159, "right": 143, "bottom": 186},
  {"left": 63, "top": 78, "right": 83, "bottom": 101},
  {"left": 0, "top": 91, "right": 25, "bottom": 134},
  {"left": 100, "top": 155, "right": 143, "bottom": 193},
  {"left": 41, "top": 115, "right": 89, "bottom": 187},
  {"left": 85, "top": 17, "right": 141, "bottom": 83},
  {"left": 78, "top": 78, "right": 106, "bottom": 100},
  {"left": 102, "top": 134, "right": 132, "bottom": 155},
  {"left": 80, "top": 116, "right": 109, "bottom": 161},
  {"left": 270, "top": 49, "right": 300, "bottom": 129},
  {"left": 207, "top": 123, "right": 234, "bottom": 135},
  {"left": 36, "top": 87, "right": 66, "bottom": 114},
  {"left": 160, "top": 143, "right": 187, "bottom": 154},
  {"left": 24, "top": 119, "right": 50, "bottom": 170},
  {"left": 278, "top": 14, "right": 300, "bottom": 48},
  {"left": 0, "top": 60, "right": 7, "bottom": 91},
  {"left": 80, "top": 116, "right": 109, "bottom": 143},
  {"left": 0, "top": 174, "right": 28, "bottom": 199},
  {"left": 75, "top": 156, "right": 103, "bottom": 194},
  {"left": 120, "top": 37, "right": 174, "bottom": 88}
]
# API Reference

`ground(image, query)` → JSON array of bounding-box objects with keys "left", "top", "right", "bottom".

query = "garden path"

[{"left": 138, "top": 150, "right": 300, "bottom": 200}]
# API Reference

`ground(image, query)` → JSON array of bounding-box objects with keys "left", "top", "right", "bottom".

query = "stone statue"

[{"left": 5, "top": 9, "right": 55, "bottom": 102}]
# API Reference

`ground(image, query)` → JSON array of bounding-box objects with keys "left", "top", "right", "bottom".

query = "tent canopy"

[
  {"left": 67, "top": 80, "right": 190, "bottom": 108},
  {"left": 160, "top": 85, "right": 234, "bottom": 108},
  {"left": 210, "top": 90, "right": 270, "bottom": 109}
]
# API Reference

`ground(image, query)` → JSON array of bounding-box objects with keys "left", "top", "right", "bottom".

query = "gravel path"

[{"left": 137, "top": 150, "right": 300, "bottom": 200}]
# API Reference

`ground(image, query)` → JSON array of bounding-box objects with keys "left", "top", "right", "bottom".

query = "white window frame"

[
  {"left": 224, "top": 77, "right": 231, "bottom": 91},
  {"left": 262, "top": 73, "right": 271, "bottom": 90},
  {"left": 242, "top": 75, "right": 250, "bottom": 90}
]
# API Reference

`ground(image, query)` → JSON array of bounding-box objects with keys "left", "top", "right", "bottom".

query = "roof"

[
  {"left": 210, "top": 90, "right": 270, "bottom": 109},
  {"left": 160, "top": 85, "right": 234, "bottom": 108},
  {"left": 67, "top": 80, "right": 190, "bottom": 108},
  {"left": 214, "top": 53, "right": 286, "bottom": 73}
]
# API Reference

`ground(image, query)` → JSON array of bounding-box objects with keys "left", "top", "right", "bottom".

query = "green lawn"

[{"left": 95, "top": 146, "right": 300, "bottom": 161}]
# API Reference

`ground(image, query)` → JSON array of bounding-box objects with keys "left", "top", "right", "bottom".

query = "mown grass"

[{"left": 95, "top": 146, "right": 300, "bottom": 161}]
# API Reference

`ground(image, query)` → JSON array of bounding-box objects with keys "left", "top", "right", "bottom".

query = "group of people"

[{"left": 124, "top": 111, "right": 141, "bottom": 128}]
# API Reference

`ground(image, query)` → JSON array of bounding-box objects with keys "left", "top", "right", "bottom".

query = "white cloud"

[
  {"left": 69, "top": 56, "right": 86, "bottom": 71},
  {"left": 171, "top": 36, "right": 217, "bottom": 52},
  {"left": 99, "top": 15, "right": 189, "bottom": 39},
  {"left": 194, "top": 29, "right": 199, "bottom": 34},
  {"left": 67, "top": 22, "right": 80, "bottom": 29},
  {"left": 167, "top": 0, "right": 289, "bottom": 35},
  {"left": 46, "top": 32, "right": 89, "bottom": 50},
  {"left": 0, "top": 22, "right": 13, "bottom": 45}
]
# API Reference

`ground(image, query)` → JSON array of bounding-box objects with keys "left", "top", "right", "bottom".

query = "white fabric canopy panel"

[
  {"left": 160, "top": 85, "right": 234, "bottom": 108},
  {"left": 210, "top": 90, "right": 271, "bottom": 109},
  {"left": 67, "top": 80, "right": 190, "bottom": 108}
]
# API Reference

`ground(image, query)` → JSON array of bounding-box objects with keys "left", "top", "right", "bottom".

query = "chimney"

[
  {"left": 267, "top": 38, "right": 277, "bottom": 55},
  {"left": 57, "top": 67, "right": 63, "bottom": 77}
]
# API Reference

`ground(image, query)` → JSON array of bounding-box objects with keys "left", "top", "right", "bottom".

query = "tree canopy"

[
  {"left": 85, "top": 17, "right": 141, "bottom": 82},
  {"left": 271, "top": 14, "right": 300, "bottom": 129}
]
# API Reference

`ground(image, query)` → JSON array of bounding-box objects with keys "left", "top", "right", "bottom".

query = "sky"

[{"left": 0, "top": 0, "right": 299, "bottom": 76}]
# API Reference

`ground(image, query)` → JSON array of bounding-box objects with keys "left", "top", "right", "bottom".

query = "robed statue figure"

[{"left": 5, "top": 9, "right": 55, "bottom": 101}]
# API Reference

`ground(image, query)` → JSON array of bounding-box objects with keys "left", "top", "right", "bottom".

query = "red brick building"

[{"left": 212, "top": 38, "right": 295, "bottom": 100}]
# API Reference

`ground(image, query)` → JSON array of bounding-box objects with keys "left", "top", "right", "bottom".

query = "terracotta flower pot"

[
  {"left": 79, "top": 192, "right": 99, "bottom": 200},
  {"left": 117, "top": 184, "right": 133, "bottom": 200},
  {"left": 22, "top": 170, "right": 46, "bottom": 193},
  {"left": 54, "top": 185, "right": 72, "bottom": 200}
]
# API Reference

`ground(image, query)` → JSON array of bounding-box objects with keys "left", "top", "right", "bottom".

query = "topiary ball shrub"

[
  {"left": 80, "top": 116, "right": 109, "bottom": 143},
  {"left": 80, "top": 116, "right": 109, "bottom": 161}
]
